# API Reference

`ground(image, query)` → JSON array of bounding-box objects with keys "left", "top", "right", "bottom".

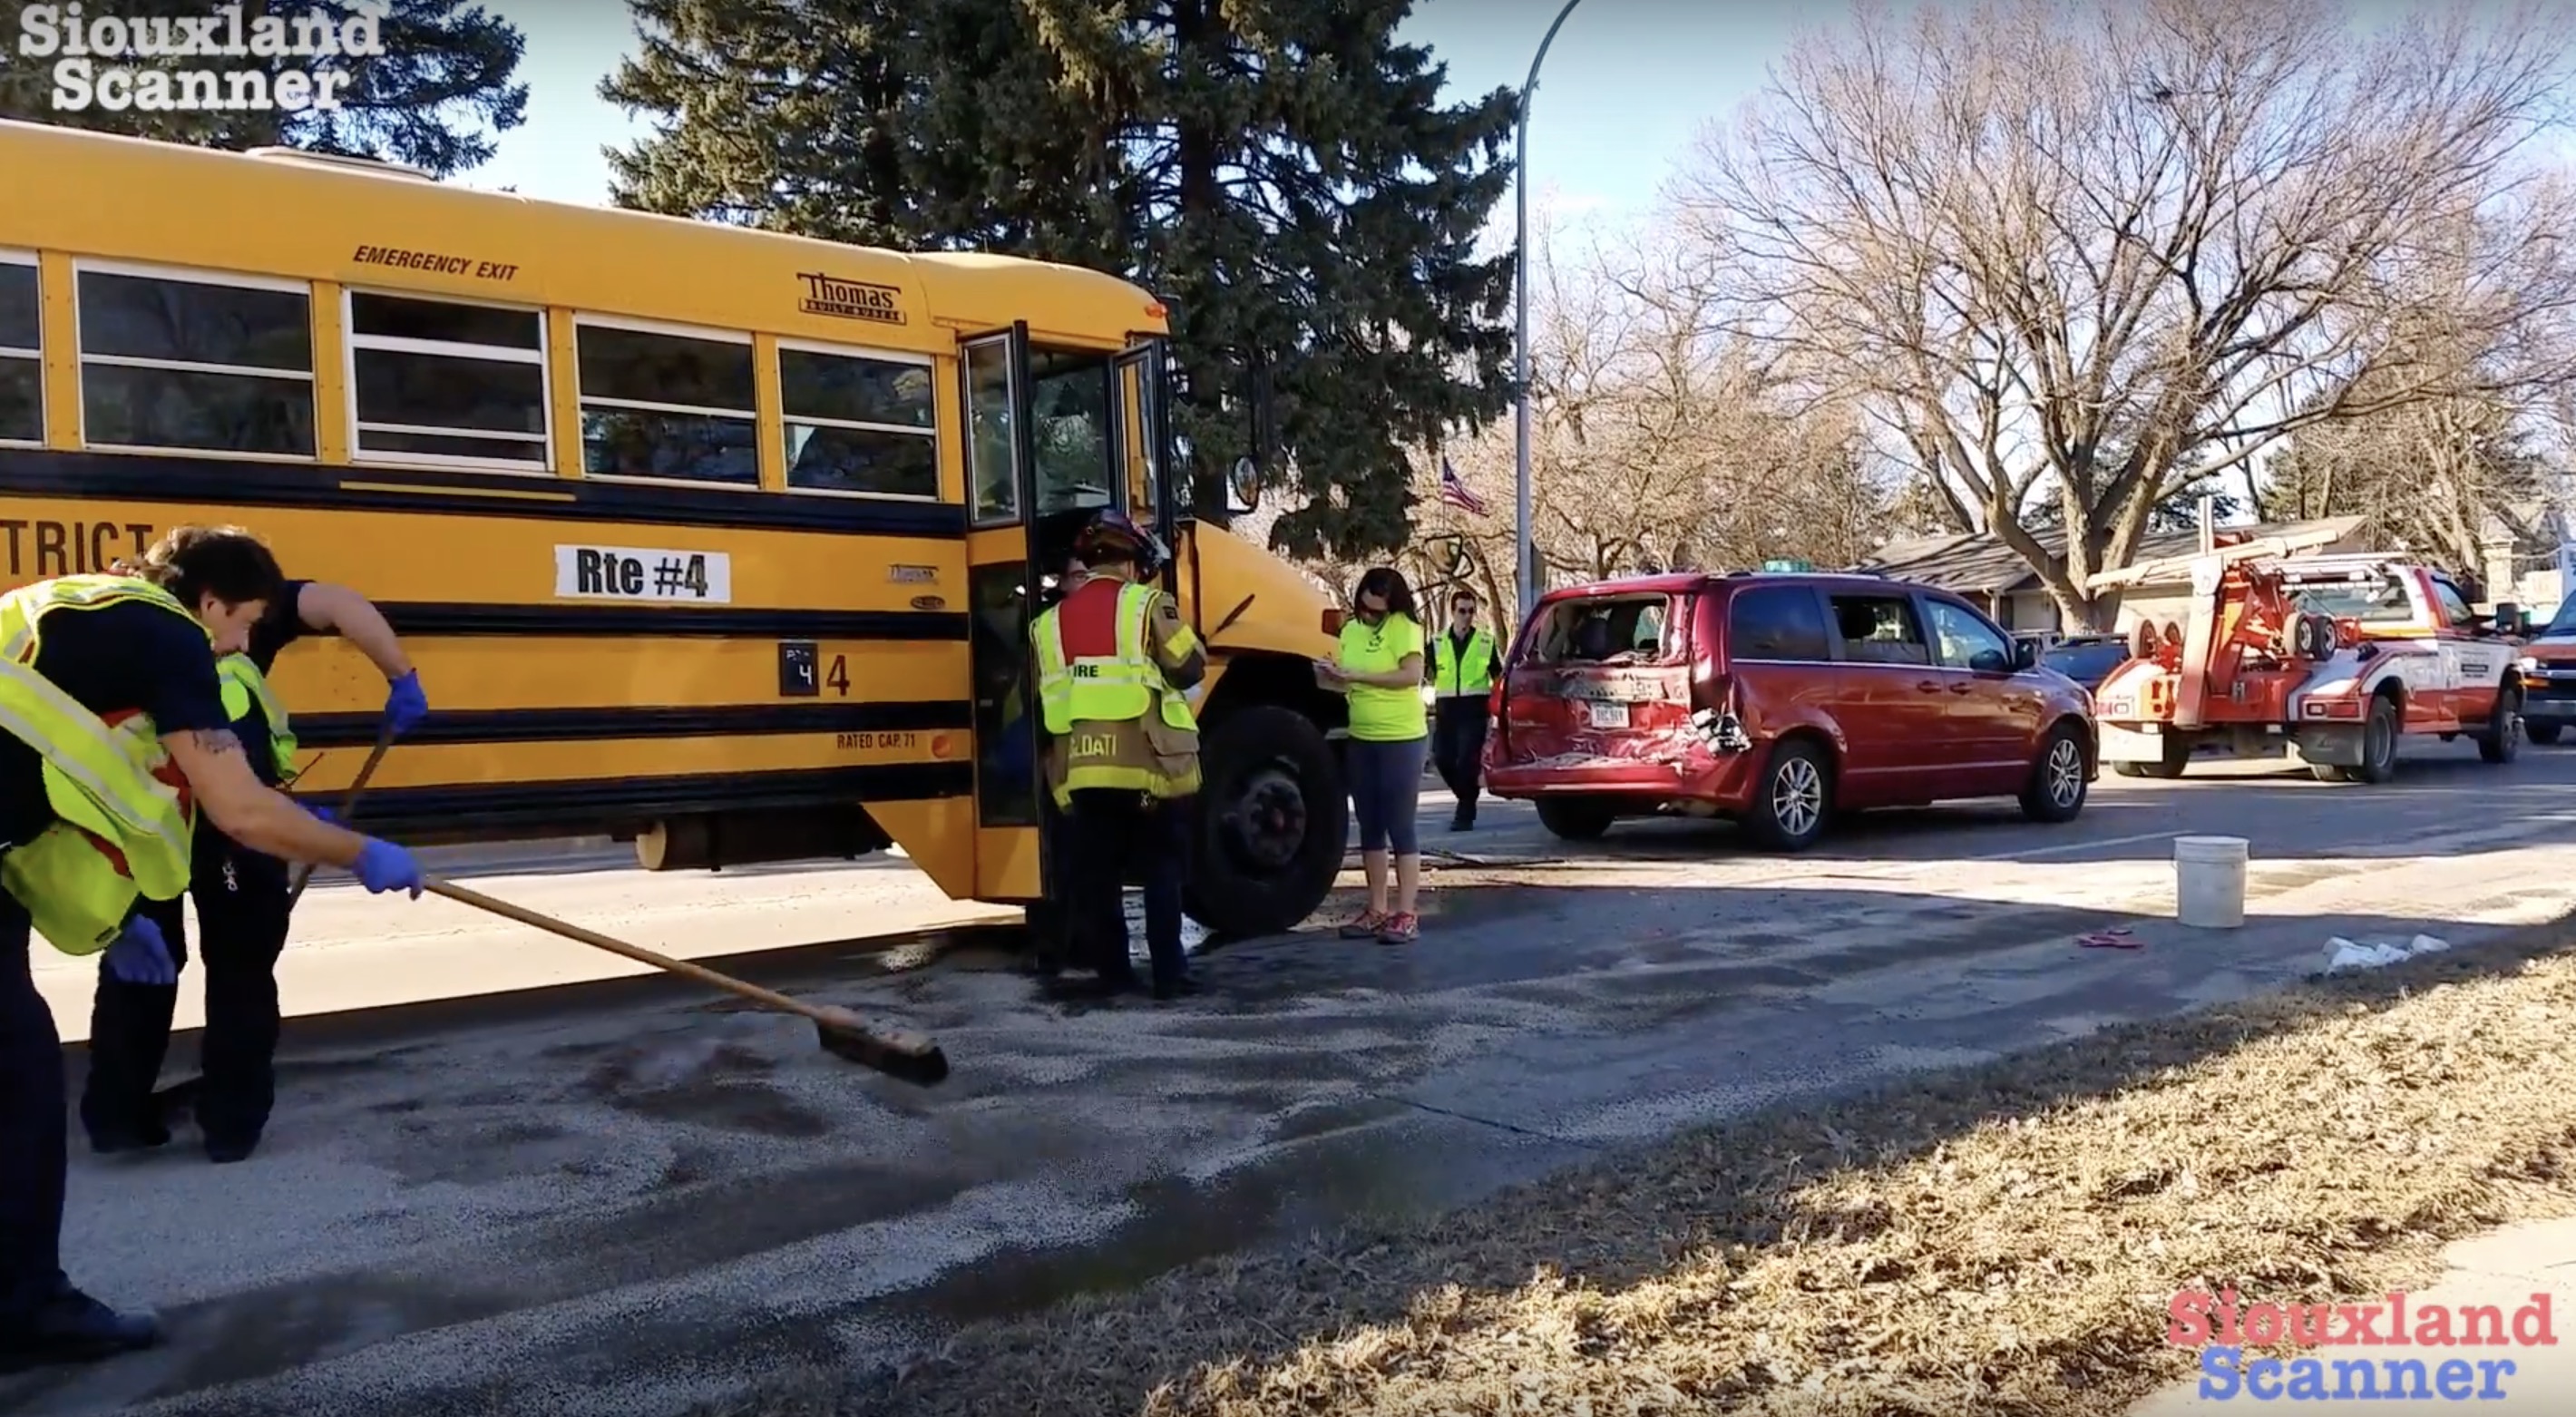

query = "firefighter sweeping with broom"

[
  {"left": 0, "top": 526, "right": 426, "bottom": 1373},
  {"left": 81, "top": 527, "right": 431, "bottom": 1166}
]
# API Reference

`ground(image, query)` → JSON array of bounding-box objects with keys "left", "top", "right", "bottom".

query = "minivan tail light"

[
  {"left": 1691, "top": 639, "right": 1728, "bottom": 704},
  {"left": 1694, "top": 669, "right": 1735, "bottom": 716}
]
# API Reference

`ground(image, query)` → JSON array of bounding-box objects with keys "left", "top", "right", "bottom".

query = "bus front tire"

[{"left": 1183, "top": 705, "right": 1347, "bottom": 940}]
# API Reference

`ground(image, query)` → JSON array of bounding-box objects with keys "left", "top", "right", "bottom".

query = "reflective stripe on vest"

[
  {"left": 1432, "top": 629, "right": 1497, "bottom": 698},
  {"left": 218, "top": 653, "right": 300, "bottom": 784},
  {"left": 0, "top": 575, "right": 201, "bottom": 955},
  {"left": 1032, "top": 581, "right": 1197, "bottom": 738}
]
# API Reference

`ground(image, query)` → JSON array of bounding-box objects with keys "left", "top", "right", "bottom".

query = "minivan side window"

[
  {"left": 1728, "top": 585, "right": 1830, "bottom": 661},
  {"left": 1925, "top": 598, "right": 2015, "bottom": 672},
  {"left": 1829, "top": 593, "right": 1931, "bottom": 665}
]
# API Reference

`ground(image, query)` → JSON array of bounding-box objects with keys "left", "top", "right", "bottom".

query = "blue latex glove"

[
  {"left": 354, "top": 837, "right": 424, "bottom": 898},
  {"left": 382, "top": 671, "right": 428, "bottom": 740},
  {"left": 305, "top": 803, "right": 338, "bottom": 827},
  {"left": 104, "top": 914, "right": 175, "bottom": 986}
]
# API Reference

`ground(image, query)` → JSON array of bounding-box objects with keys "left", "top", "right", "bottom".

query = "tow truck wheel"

[
  {"left": 2124, "top": 732, "right": 2191, "bottom": 779},
  {"left": 1182, "top": 705, "right": 1347, "bottom": 940},
  {"left": 2353, "top": 692, "right": 2401, "bottom": 785},
  {"left": 2532, "top": 722, "right": 2564, "bottom": 746},
  {"left": 2476, "top": 687, "right": 2522, "bottom": 765}
]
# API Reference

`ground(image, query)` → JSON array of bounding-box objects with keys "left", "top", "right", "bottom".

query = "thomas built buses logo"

[{"left": 15, "top": 3, "right": 387, "bottom": 113}]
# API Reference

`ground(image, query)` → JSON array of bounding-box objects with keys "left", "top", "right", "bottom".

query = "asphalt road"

[{"left": 10, "top": 738, "right": 2576, "bottom": 1416}]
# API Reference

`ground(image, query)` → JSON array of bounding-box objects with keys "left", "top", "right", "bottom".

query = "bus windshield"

[
  {"left": 966, "top": 342, "right": 1127, "bottom": 526},
  {"left": 1029, "top": 347, "right": 1117, "bottom": 514}
]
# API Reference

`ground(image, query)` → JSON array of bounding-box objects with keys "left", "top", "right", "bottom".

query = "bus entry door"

[
  {"left": 959, "top": 323, "right": 1051, "bottom": 903},
  {"left": 1113, "top": 337, "right": 1192, "bottom": 625}
]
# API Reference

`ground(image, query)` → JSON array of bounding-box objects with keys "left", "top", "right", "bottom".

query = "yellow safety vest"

[
  {"left": 1029, "top": 580, "right": 1200, "bottom": 804},
  {"left": 1431, "top": 629, "right": 1498, "bottom": 698},
  {"left": 0, "top": 574, "right": 200, "bottom": 956},
  {"left": 218, "top": 653, "right": 300, "bottom": 785}
]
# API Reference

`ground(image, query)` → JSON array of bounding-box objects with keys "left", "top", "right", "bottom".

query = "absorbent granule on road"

[{"left": 790, "top": 911, "right": 2576, "bottom": 1417}]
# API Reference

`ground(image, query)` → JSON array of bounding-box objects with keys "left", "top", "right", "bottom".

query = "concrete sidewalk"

[{"left": 2133, "top": 1217, "right": 2576, "bottom": 1412}]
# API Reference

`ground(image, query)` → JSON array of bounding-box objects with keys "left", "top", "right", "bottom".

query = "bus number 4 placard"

[{"left": 777, "top": 641, "right": 851, "bottom": 699}]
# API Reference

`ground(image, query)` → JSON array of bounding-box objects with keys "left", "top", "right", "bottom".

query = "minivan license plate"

[{"left": 1586, "top": 701, "right": 1630, "bottom": 729}]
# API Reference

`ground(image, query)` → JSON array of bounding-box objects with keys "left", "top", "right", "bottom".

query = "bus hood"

[{"left": 1179, "top": 521, "right": 1338, "bottom": 661}]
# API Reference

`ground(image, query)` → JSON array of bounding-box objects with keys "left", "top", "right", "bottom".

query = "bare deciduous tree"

[
  {"left": 1678, "top": 0, "right": 2576, "bottom": 627},
  {"left": 1416, "top": 219, "right": 1897, "bottom": 607},
  {"left": 2267, "top": 190, "right": 2576, "bottom": 572}
]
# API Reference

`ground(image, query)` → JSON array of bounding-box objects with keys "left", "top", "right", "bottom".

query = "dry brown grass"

[{"left": 792, "top": 916, "right": 2576, "bottom": 1417}]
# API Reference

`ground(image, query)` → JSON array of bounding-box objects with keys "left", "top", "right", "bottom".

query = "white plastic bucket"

[{"left": 2173, "top": 835, "right": 2249, "bottom": 929}]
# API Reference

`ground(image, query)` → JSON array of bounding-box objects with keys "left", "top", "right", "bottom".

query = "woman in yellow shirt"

[{"left": 1319, "top": 566, "right": 1429, "bottom": 943}]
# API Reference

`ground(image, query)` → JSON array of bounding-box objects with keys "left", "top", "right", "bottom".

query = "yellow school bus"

[{"left": 0, "top": 119, "right": 1351, "bottom": 938}]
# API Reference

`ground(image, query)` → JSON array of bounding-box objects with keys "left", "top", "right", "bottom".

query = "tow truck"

[{"left": 2086, "top": 528, "right": 2529, "bottom": 783}]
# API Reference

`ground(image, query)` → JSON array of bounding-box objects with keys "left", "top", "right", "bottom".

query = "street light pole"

[{"left": 1514, "top": 0, "right": 1586, "bottom": 624}]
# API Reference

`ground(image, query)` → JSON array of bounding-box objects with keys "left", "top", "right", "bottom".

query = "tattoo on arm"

[{"left": 187, "top": 728, "right": 244, "bottom": 759}]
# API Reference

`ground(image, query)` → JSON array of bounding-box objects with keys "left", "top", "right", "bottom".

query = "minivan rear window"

[{"left": 1526, "top": 593, "right": 1682, "bottom": 666}]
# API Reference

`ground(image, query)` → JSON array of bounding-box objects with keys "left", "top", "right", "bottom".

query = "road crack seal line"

[{"left": 1388, "top": 1094, "right": 1603, "bottom": 1148}]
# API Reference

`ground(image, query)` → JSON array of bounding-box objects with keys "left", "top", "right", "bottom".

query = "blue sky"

[{"left": 460, "top": 1, "right": 1811, "bottom": 230}]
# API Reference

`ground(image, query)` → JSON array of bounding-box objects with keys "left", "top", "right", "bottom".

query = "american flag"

[{"left": 1437, "top": 455, "right": 1490, "bottom": 516}]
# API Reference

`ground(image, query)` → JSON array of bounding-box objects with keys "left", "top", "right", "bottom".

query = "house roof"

[{"left": 1850, "top": 516, "right": 2367, "bottom": 595}]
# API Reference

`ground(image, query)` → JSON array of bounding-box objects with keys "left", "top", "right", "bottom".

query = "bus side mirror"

[{"left": 1226, "top": 455, "right": 1261, "bottom": 514}]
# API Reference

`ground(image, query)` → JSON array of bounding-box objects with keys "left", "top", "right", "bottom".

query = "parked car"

[
  {"left": 2517, "top": 596, "right": 2576, "bottom": 745},
  {"left": 1480, "top": 571, "right": 2099, "bottom": 849},
  {"left": 2039, "top": 634, "right": 2133, "bottom": 691}
]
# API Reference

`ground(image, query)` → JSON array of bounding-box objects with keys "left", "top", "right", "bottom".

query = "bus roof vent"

[{"left": 244, "top": 147, "right": 435, "bottom": 182}]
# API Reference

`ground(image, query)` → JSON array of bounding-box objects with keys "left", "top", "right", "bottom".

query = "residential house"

[
  {"left": 2477, "top": 501, "right": 2569, "bottom": 621},
  {"left": 1849, "top": 517, "right": 2371, "bottom": 638}
]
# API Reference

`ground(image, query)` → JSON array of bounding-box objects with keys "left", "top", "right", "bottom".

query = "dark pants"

[
  {"left": 1347, "top": 736, "right": 1429, "bottom": 855},
  {"left": 0, "top": 893, "right": 65, "bottom": 1322},
  {"left": 1027, "top": 789, "right": 1082, "bottom": 974},
  {"left": 1431, "top": 697, "right": 1490, "bottom": 823},
  {"left": 81, "top": 829, "right": 289, "bottom": 1150},
  {"left": 1064, "top": 789, "right": 1190, "bottom": 990}
]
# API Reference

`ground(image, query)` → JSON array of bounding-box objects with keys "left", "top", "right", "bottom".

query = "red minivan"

[{"left": 1480, "top": 571, "right": 2098, "bottom": 849}]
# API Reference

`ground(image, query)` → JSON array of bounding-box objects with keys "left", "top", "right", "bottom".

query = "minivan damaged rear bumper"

[{"left": 1486, "top": 736, "right": 1759, "bottom": 810}]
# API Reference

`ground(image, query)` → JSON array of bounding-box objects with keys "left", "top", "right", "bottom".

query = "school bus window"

[
  {"left": 964, "top": 337, "right": 1018, "bottom": 522},
  {"left": 778, "top": 345, "right": 937, "bottom": 499},
  {"left": 347, "top": 291, "right": 549, "bottom": 469},
  {"left": 575, "top": 319, "right": 757, "bottom": 485},
  {"left": 0, "top": 256, "right": 37, "bottom": 445},
  {"left": 74, "top": 266, "right": 315, "bottom": 458},
  {"left": 1030, "top": 347, "right": 1116, "bottom": 513}
]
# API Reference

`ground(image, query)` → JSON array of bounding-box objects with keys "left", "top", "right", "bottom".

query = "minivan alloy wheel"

[
  {"left": 2045, "top": 737, "right": 2083, "bottom": 807},
  {"left": 1771, "top": 756, "right": 1824, "bottom": 838}
]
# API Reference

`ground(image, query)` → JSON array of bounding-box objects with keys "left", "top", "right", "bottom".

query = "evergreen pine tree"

[
  {"left": 0, "top": 0, "right": 527, "bottom": 177},
  {"left": 604, "top": 0, "right": 1517, "bottom": 557}
]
